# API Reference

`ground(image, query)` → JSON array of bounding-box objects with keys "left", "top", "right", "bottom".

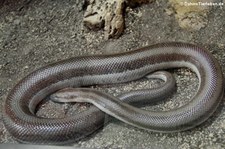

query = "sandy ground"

[{"left": 0, "top": 0, "right": 225, "bottom": 149}]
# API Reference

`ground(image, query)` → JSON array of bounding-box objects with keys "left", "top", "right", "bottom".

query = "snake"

[{"left": 2, "top": 42, "right": 224, "bottom": 144}]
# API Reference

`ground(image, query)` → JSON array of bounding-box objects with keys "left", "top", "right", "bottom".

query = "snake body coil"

[{"left": 2, "top": 42, "right": 224, "bottom": 144}]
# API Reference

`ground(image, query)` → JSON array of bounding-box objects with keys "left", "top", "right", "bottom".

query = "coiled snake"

[{"left": 2, "top": 42, "right": 224, "bottom": 144}]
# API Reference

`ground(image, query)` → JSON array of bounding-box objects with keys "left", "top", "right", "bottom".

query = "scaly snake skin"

[{"left": 2, "top": 42, "right": 224, "bottom": 144}]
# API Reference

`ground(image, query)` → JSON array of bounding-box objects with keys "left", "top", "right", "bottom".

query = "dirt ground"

[{"left": 0, "top": 0, "right": 225, "bottom": 149}]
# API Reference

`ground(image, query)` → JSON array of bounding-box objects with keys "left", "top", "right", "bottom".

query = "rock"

[
  {"left": 83, "top": 0, "right": 153, "bottom": 39},
  {"left": 168, "top": 0, "right": 214, "bottom": 30},
  {"left": 83, "top": 0, "right": 125, "bottom": 39}
]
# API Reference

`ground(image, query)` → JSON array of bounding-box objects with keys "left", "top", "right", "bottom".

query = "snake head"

[{"left": 50, "top": 88, "right": 86, "bottom": 103}]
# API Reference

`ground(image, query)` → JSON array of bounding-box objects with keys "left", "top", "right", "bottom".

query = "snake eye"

[{"left": 49, "top": 93, "right": 64, "bottom": 103}]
